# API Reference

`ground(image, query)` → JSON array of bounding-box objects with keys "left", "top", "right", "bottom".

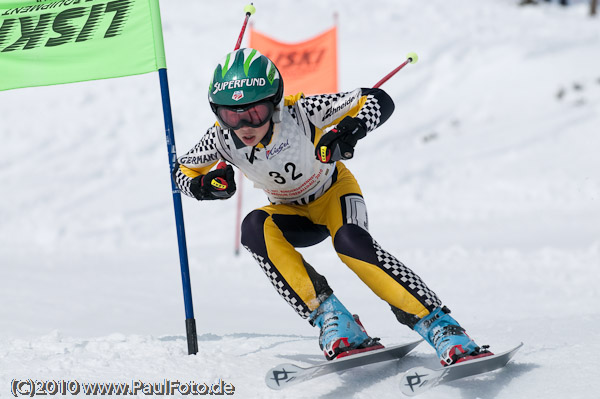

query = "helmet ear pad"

[
  {"left": 272, "top": 96, "right": 284, "bottom": 124},
  {"left": 271, "top": 78, "right": 285, "bottom": 124}
]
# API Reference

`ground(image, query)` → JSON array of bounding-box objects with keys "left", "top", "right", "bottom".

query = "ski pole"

[
  {"left": 228, "top": 4, "right": 255, "bottom": 255},
  {"left": 373, "top": 52, "right": 419, "bottom": 88},
  {"left": 318, "top": 52, "right": 420, "bottom": 162},
  {"left": 234, "top": 3, "right": 256, "bottom": 51}
]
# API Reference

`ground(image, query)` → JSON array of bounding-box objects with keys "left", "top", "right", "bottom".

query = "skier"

[{"left": 173, "top": 48, "right": 492, "bottom": 366}]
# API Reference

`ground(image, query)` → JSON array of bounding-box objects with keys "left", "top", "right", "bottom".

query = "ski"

[
  {"left": 400, "top": 342, "right": 523, "bottom": 396},
  {"left": 266, "top": 339, "right": 422, "bottom": 390}
]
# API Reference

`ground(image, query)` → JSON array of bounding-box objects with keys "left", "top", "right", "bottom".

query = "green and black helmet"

[{"left": 208, "top": 48, "right": 284, "bottom": 130}]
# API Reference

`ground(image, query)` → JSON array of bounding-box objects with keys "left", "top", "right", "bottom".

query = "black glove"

[
  {"left": 190, "top": 163, "right": 237, "bottom": 200},
  {"left": 315, "top": 116, "right": 368, "bottom": 163}
]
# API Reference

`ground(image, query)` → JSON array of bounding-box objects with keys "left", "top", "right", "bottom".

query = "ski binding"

[{"left": 400, "top": 342, "right": 523, "bottom": 396}]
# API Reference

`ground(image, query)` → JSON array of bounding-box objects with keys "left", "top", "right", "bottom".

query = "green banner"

[{"left": 0, "top": 0, "right": 166, "bottom": 91}]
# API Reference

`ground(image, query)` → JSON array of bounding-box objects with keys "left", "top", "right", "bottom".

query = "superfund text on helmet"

[{"left": 209, "top": 48, "right": 283, "bottom": 107}]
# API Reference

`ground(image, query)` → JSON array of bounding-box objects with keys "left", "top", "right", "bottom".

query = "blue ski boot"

[
  {"left": 414, "top": 306, "right": 492, "bottom": 366},
  {"left": 309, "top": 294, "right": 384, "bottom": 360}
]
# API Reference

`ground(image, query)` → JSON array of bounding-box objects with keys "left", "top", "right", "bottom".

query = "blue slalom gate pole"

[{"left": 158, "top": 68, "right": 198, "bottom": 355}]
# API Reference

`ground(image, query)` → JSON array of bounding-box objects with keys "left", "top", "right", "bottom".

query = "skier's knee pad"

[
  {"left": 241, "top": 209, "right": 269, "bottom": 251},
  {"left": 333, "top": 224, "right": 378, "bottom": 263}
]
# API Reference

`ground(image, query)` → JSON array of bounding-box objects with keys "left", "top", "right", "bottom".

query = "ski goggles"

[{"left": 216, "top": 101, "right": 274, "bottom": 130}]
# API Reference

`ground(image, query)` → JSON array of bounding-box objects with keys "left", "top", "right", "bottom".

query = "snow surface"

[{"left": 1, "top": 0, "right": 599, "bottom": 398}]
